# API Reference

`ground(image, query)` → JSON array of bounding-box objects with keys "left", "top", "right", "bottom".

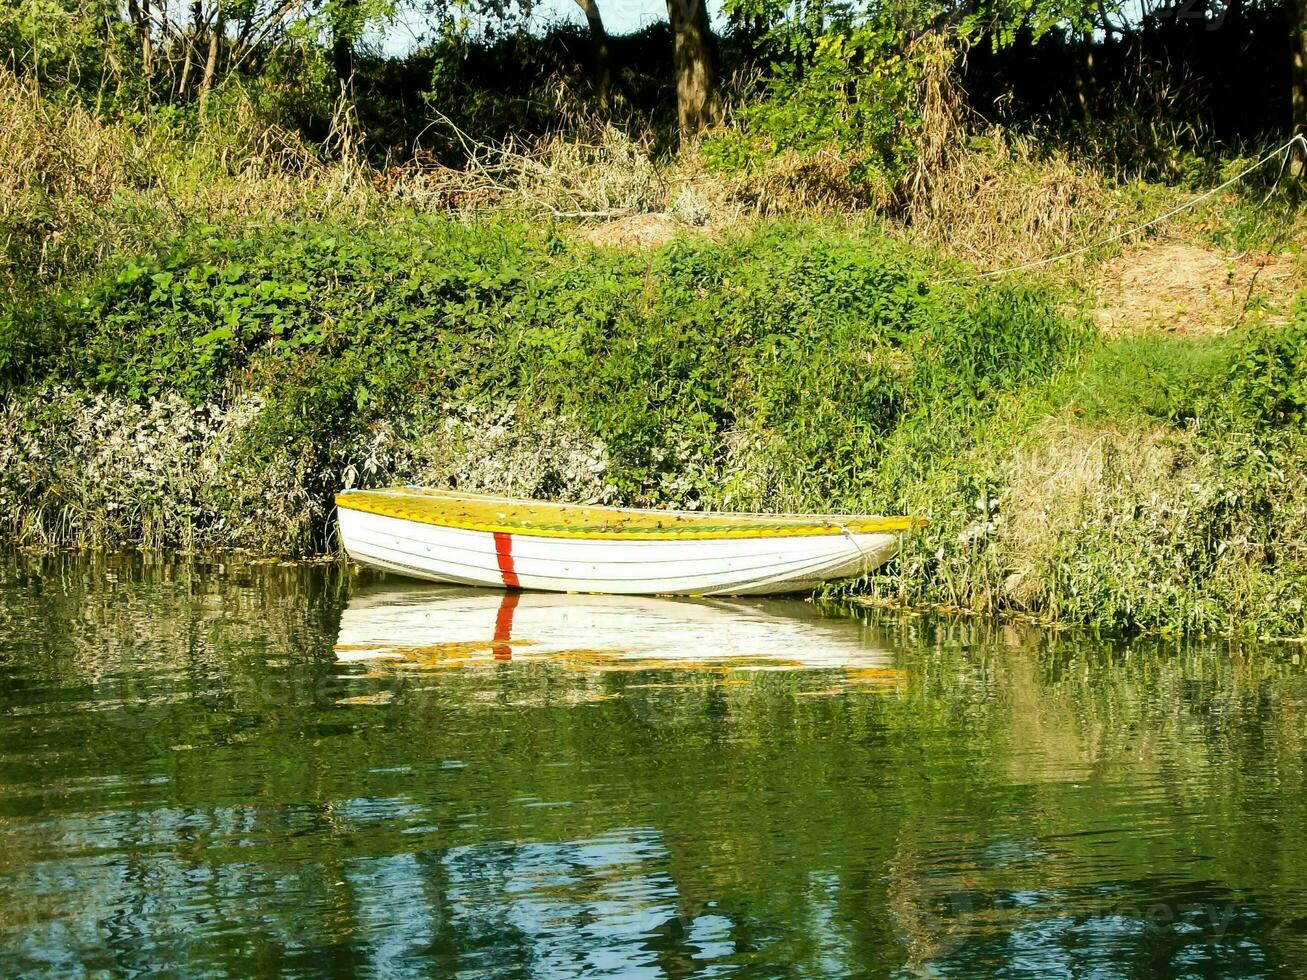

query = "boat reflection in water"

[{"left": 334, "top": 582, "right": 900, "bottom": 685}]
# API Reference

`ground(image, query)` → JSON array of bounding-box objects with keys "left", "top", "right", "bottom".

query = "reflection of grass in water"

[
  {"left": 336, "top": 639, "right": 540, "bottom": 661},
  {"left": 842, "top": 666, "right": 908, "bottom": 687},
  {"left": 622, "top": 680, "right": 750, "bottom": 690},
  {"left": 335, "top": 642, "right": 909, "bottom": 707},
  {"left": 335, "top": 692, "right": 396, "bottom": 706}
]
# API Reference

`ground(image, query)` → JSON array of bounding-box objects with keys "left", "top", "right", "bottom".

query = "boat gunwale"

[{"left": 336, "top": 487, "right": 925, "bottom": 541}]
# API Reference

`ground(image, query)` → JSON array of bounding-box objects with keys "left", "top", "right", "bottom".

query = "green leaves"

[
  {"left": 7, "top": 214, "right": 1089, "bottom": 509},
  {"left": 195, "top": 325, "right": 233, "bottom": 346},
  {"left": 1228, "top": 310, "right": 1307, "bottom": 429},
  {"left": 705, "top": 9, "right": 928, "bottom": 182}
]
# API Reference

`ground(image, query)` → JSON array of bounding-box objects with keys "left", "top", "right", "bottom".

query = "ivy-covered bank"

[{"left": 2, "top": 218, "right": 1305, "bottom": 636}]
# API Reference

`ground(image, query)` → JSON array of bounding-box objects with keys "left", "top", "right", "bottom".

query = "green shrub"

[
  {"left": 0, "top": 300, "right": 72, "bottom": 391},
  {"left": 702, "top": 19, "right": 925, "bottom": 185},
  {"left": 8, "top": 216, "right": 1081, "bottom": 506},
  {"left": 1227, "top": 308, "right": 1307, "bottom": 429},
  {"left": 10, "top": 214, "right": 1305, "bottom": 635}
]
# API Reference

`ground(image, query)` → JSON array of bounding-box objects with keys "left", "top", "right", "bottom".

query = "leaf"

[{"left": 195, "top": 325, "right": 233, "bottom": 346}]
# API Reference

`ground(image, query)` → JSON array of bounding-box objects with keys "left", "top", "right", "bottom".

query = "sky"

[
  {"left": 532, "top": 0, "right": 684, "bottom": 33},
  {"left": 375, "top": 0, "right": 722, "bottom": 55}
]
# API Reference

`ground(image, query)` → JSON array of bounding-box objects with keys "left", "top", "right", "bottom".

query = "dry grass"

[
  {"left": 386, "top": 119, "right": 665, "bottom": 218},
  {"left": 7, "top": 50, "right": 1293, "bottom": 308},
  {"left": 998, "top": 420, "right": 1180, "bottom": 608},
  {"left": 572, "top": 213, "right": 688, "bottom": 249},
  {"left": 0, "top": 78, "right": 137, "bottom": 213},
  {"left": 691, "top": 148, "right": 887, "bottom": 217},
  {"left": 1092, "top": 240, "right": 1303, "bottom": 334},
  {"left": 0, "top": 70, "right": 377, "bottom": 288},
  {"left": 902, "top": 32, "right": 967, "bottom": 211},
  {"left": 906, "top": 129, "right": 1126, "bottom": 273},
  {"left": 886, "top": 36, "right": 1140, "bottom": 276}
]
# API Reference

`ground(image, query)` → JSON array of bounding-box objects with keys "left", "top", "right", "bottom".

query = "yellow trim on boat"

[{"left": 336, "top": 487, "right": 925, "bottom": 540}]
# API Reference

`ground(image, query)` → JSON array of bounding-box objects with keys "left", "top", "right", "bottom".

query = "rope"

[
  {"left": 937, "top": 133, "right": 1307, "bottom": 283},
  {"left": 833, "top": 519, "right": 873, "bottom": 569}
]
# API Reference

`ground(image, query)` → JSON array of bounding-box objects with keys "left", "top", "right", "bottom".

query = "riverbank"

[{"left": 2, "top": 211, "right": 1305, "bottom": 637}]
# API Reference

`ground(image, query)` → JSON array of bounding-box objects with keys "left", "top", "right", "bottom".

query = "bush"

[
  {"left": 1228, "top": 308, "right": 1307, "bottom": 429},
  {"left": 7, "top": 214, "right": 1305, "bottom": 636},
  {"left": 4, "top": 215, "right": 1081, "bottom": 511},
  {"left": 702, "top": 18, "right": 927, "bottom": 190}
]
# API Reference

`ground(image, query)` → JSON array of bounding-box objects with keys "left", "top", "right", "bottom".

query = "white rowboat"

[{"left": 335, "top": 487, "right": 923, "bottom": 596}]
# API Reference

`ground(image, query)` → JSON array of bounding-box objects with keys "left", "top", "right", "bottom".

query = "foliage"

[
  {"left": 1227, "top": 306, "right": 1307, "bottom": 429},
  {"left": 0, "top": 0, "right": 137, "bottom": 100},
  {"left": 3, "top": 213, "right": 1307, "bottom": 637},
  {"left": 1, "top": 215, "right": 1076, "bottom": 509},
  {"left": 703, "top": 17, "right": 926, "bottom": 186}
]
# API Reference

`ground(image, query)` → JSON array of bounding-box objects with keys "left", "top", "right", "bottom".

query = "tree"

[
  {"left": 329, "top": 0, "right": 360, "bottom": 90},
  {"left": 666, "top": 0, "right": 721, "bottom": 136},
  {"left": 198, "top": 1, "right": 226, "bottom": 108},
  {"left": 573, "top": 0, "right": 613, "bottom": 108},
  {"left": 1295, "top": 0, "right": 1306, "bottom": 135}
]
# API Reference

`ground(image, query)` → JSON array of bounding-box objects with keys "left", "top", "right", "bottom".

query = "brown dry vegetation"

[
  {"left": 906, "top": 131, "right": 1128, "bottom": 272},
  {"left": 386, "top": 122, "right": 666, "bottom": 218},
  {"left": 572, "top": 213, "right": 688, "bottom": 249},
  {"left": 1092, "top": 240, "right": 1304, "bottom": 334},
  {"left": 998, "top": 421, "right": 1181, "bottom": 608},
  {"left": 0, "top": 71, "right": 376, "bottom": 287}
]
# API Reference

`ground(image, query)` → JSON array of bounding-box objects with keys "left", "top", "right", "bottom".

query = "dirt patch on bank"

[
  {"left": 572, "top": 213, "right": 690, "bottom": 250},
  {"left": 1093, "top": 241, "right": 1300, "bottom": 334}
]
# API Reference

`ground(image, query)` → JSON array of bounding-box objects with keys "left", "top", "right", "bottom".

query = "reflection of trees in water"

[
  {"left": 0, "top": 550, "right": 346, "bottom": 679},
  {"left": 3, "top": 555, "right": 1307, "bottom": 973},
  {"left": 878, "top": 621, "right": 1307, "bottom": 973}
]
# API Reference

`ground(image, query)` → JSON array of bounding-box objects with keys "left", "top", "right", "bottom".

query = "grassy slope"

[
  {"left": 2, "top": 76, "right": 1306, "bottom": 636},
  {"left": 2, "top": 209, "right": 1305, "bottom": 636}
]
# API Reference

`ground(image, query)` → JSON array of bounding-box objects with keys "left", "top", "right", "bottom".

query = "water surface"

[{"left": 2, "top": 552, "right": 1306, "bottom": 976}]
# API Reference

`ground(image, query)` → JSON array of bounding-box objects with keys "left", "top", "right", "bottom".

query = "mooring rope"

[{"left": 938, "top": 132, "right": 1307, "bottom": 283}]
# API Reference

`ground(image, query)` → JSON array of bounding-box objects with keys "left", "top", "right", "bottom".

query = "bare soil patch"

[
  {"left": 572, "top": 213, "right": 689, "bottom": 250},
  {"left": 1093, "top": 241, "right": 1301, "bottom": 334}
]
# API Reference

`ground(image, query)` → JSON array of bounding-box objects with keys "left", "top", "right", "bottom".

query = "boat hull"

[{"left": 336, "top": 506, "right": 900, "bottom": 596}]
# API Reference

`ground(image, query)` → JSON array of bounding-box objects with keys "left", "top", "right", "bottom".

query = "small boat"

[{"left": 334, "top": 487, "right": 923, "bottom": 596}]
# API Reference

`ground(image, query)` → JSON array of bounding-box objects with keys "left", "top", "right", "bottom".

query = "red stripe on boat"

[
  {"left": 491, "top": 590, "right": 520, "bottom": 661},
  {"left": 493, "top": 531, "right": 520, "bottom": 588}
]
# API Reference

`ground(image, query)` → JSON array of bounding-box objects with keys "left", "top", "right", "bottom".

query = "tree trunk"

[
  {"left": 1294, "top": 0, "right": 1306, "bottom": 132},
  {"left": 665, "top": 0, "right": 721, "bottom": 138},
  {"left": 574, "top": 0, "right": 612, "bottom": 110},
  {"left": 332, "top": 0, "right": 357, "bottom": 94},
  {"left": 127, "top": 0, "right": 153, "bottom": 76},
  {"left": 142, "top": 0, "right": 154, "bottom": 77},
  {"left": 178, "top": 0, "right": 203, "bottom": 98},
  {"left": 199, "top": 6, "right": 225, "bottom": 112},
  {"left": 1074, "top": 41, "right": 1094, "bottom": 119},
  {"left": 333, "top": 34, "right": 354, "bottom": 92},
  {"left": 1294, "top": 0, "right": 1306, "bottom": 175}
]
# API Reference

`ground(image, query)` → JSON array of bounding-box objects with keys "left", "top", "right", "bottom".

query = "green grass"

[{"left": 1, "top": 215, "right": 1305, "bottom": 636}]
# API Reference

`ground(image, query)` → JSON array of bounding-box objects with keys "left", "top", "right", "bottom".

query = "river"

[{"left": 2, "top": 551, "right": 1305, "bottom": 976}]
